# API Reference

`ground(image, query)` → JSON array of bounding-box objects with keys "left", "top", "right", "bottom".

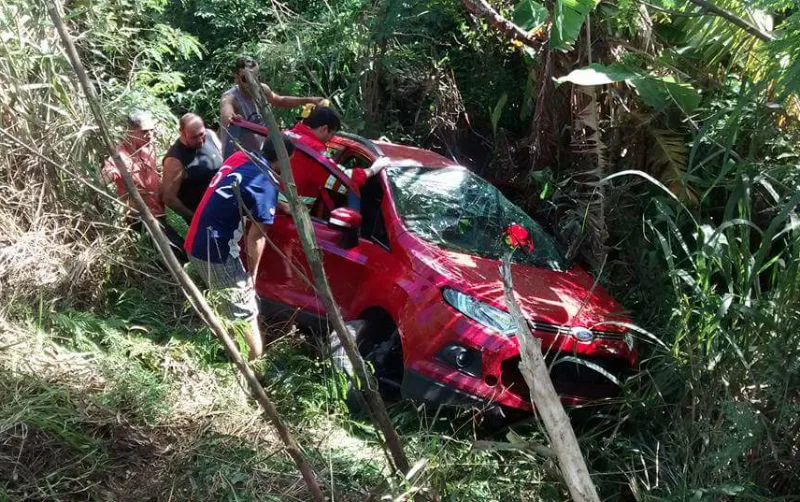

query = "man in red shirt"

[
  {"left": 101, "top": 110, "right": 185, "bottom": 260},
  {"left": 101, "top": 111, "right": 163, "bottom": 216},
  {"left": 283, "top": 107, "right": 388, "bottom": 213}
]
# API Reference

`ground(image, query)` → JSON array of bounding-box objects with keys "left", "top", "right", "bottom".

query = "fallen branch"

[
  {"left": 240, "top": 71, "right": 413, "bottom": 477},
  {"left": 462, "top": 0, "right": 545, "bottom": 50},
  {"left": 46, "top": 2, "right": 326, "bottom": 500},
  {"left": 686, "top": 0, "right": 773, "bottom": 42},
  {"left": 500, "top": 251, "right": 600, "bottom": 502}
]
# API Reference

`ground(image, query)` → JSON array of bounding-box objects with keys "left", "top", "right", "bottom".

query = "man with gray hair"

[
  {"left": 101, "top": 110, "right": 162, "bottom": 216},
  {"left": 101, "top": 110, "right": 186, "bottom": 260}
]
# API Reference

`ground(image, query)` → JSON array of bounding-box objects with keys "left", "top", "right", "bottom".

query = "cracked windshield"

[{"left": 387, "top": 166, "right": 566, "bottom": 271}]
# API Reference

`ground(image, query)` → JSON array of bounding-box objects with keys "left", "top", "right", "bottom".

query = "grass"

[{"left": 1, "top": 277, "right": 571, "bottom": 501}]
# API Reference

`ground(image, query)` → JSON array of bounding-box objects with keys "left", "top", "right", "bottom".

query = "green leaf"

[
  {"left": 490, "top": 92, "right": 508, "bottom": 135},
  {"left": 631, "top": 76, "right": 701, "bottom": 112},
  {"left": 555, "top": 63, "right": 640, "bottom": 85},
  {"left": 552, "top": 0, "right": 600, "bottom": 51},
  {"left": 555, "top": 63, "right": 701, "bottom": 112},
  {"left": 513, "top": 0, "right": 548, "bottom": 31}
]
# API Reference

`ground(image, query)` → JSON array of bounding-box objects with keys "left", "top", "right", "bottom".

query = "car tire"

[{"left": 328, "top": 320, "right": 402, "bottom": 415}]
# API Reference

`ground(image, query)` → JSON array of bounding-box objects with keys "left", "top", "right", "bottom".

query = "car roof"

[
  {"left": 374, "top": 141, "right": 458, "bottom": 168},
  {"left": 331, "top": 134, "right": 459, "bottom": 169}
]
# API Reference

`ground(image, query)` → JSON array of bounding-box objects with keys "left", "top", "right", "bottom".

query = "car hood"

[{"left": 405, "top": 238, "right": 627, "bottom": 328}]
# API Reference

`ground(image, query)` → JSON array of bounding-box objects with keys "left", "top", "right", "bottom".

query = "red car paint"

[{"left": 253, "top": 132, "right": 637, "bottom": 412}]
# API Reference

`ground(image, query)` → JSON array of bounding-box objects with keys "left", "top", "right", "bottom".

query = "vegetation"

[{"left": 2, "top": 0, "right": 799, "bottom": 500}]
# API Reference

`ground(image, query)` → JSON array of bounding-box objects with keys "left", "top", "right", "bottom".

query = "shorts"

[{"left": 189, "top": 255, "right": 259, "bottom": 322}]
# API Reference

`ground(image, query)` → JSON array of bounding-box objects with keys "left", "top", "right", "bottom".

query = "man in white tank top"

[{"left": 219, "top": 56, "right": 324, "bottom": 157}]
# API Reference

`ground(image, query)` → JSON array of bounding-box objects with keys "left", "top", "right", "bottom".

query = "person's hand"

[
  {"left": 315, "top": 97, "right": 330, "bottom": 107},
  {"left": 368, "top": 156, "right": 393, "bottom": 176},
  {"left": 230, "top": 113, "right": 243, "bottom": 123},
  {"left": 367, "top": 157, "right": 421, "bottom": 177}
]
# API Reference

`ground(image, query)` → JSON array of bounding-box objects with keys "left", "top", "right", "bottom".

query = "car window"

[
  {"left": 338, "top": 151, "right": 371, "bottom": 171},
  {"left": 386, "top": 166, "right": 567, "bottom": 271},
  {"left": 327, "top": 145, "right": 344, "bottom": 163}
]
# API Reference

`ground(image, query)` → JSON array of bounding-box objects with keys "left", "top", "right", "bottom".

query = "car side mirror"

[{"left": 328, "top": 207, "right": 362, "bottom": 248}]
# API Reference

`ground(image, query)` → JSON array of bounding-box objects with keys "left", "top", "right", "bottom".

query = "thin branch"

[
  {"left": 0, "top": 126, "right": 124, "bottom": 208},
  {"left": 686, "top": 0, "right": 773, "bottom": 42},
  {"left": 461, "top": 0, "right": 545, "bottom": 50},
  {"left": 500, "top": 251, "right": 601, "bottom": 502},
  {"left": 240, "top": 69, "right": 414, "bottom": 476}
]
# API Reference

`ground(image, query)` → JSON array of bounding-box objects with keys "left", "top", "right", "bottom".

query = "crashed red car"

[{"left": 252, "top": 128, "right": 637, "bottom": 414}]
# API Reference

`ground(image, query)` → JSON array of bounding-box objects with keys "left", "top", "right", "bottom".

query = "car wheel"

[{"left": 328, "top": 320, "right": 403, "bottom": 414}]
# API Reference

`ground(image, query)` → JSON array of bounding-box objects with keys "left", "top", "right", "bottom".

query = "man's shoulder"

[
  {"left": 164, "top": 139, "right": 185, "bottom": 160},
  {"left": 223, "top": 151, "right": 250, "bottom": 168}
]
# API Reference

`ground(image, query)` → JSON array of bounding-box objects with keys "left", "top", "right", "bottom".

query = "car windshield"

[{"left": 387, "top": 166, "right": 567, "bottom": 271}]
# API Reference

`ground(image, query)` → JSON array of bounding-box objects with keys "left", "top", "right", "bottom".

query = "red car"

[{"left": 253, "top": 129, "right": 637, "bottom": 414}]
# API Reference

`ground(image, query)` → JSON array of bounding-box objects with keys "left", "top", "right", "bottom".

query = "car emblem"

[{"left": 571, "top": 327, "right": 594, "bottom": 343}]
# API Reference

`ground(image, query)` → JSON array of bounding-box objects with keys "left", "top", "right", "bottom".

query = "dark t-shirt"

[{"left": 164, "top": 134, "right": 224, "bottom": 221}]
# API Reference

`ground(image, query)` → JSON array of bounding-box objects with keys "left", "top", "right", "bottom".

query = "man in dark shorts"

[
  {"left": 184, "top": 136, "right": 295, "bottom": 360},
  {"left": 162, "top": 113, "right": 224, "bottom": 224}
]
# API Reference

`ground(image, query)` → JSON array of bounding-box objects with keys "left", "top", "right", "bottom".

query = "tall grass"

[{"left": 593, "top": 81, "right": 800, "bottom": 500}]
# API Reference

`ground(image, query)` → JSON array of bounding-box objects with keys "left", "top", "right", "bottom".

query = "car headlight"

[{"left": 442, "top": 287, "right": 516, "bottom": 336}]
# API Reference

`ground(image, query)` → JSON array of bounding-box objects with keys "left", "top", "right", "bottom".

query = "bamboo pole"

[
  {"left": 239, "top": 71, "right": 412, "bottom": 475},
  {"left": 500, "top": 252, "right": 601, "bottom": 502},
  {"left": 45, "top": 3, "right": 326, "bottom": 500}
]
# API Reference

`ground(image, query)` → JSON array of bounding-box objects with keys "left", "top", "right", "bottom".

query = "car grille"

[
  {"left": 500, "top": 354, "right": 632, "bottom": 401},
  {"left": 529, "top": 320, "right": 622, "bottom": 341}
]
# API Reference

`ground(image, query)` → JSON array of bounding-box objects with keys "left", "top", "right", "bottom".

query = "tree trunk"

[
  {"left": 46, "top": 3, "right": 326, "bottom": 500},
  {"left": 500, "top": 252, "right": 601, "bottom": 502}
]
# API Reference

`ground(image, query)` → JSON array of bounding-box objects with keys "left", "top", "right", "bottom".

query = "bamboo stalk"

[
  {"left": 45, "top": 3, "right": 326, "bottom": 500},
  {"left": 239, "top": 71, "right": 412, "bottom": 476},
  {"left": 500, "top": 251, "right": 601, "bottom": 502}
]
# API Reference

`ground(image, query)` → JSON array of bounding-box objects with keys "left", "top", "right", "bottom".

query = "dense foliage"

[{"left": 2, "top": 0, "right": 799, "bottom": 500}]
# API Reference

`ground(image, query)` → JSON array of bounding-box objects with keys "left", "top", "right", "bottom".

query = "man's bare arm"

[
  {"left": 220, "top": 94, "right": 242, "bottom": 127},
  {"left": 263, "top": 83, "right": 323, "bottom": 109},
  {"left": 161, "top": 157, "right": 194, "bottom": 220},
  {"left": 246, "top": 222, "right": 267, "bottom": 281}
]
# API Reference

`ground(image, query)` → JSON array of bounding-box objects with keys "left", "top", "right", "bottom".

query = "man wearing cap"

[
  {"left": 101, "top": 110, "right": 186, "bottom": 260},
  {"left": 219, "top": 55, "right": 325, "bottom": 157}
]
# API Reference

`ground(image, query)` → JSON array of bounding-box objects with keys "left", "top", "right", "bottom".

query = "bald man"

[{"left": 162, "top": 114, "right": 224, "bottom": 223}]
